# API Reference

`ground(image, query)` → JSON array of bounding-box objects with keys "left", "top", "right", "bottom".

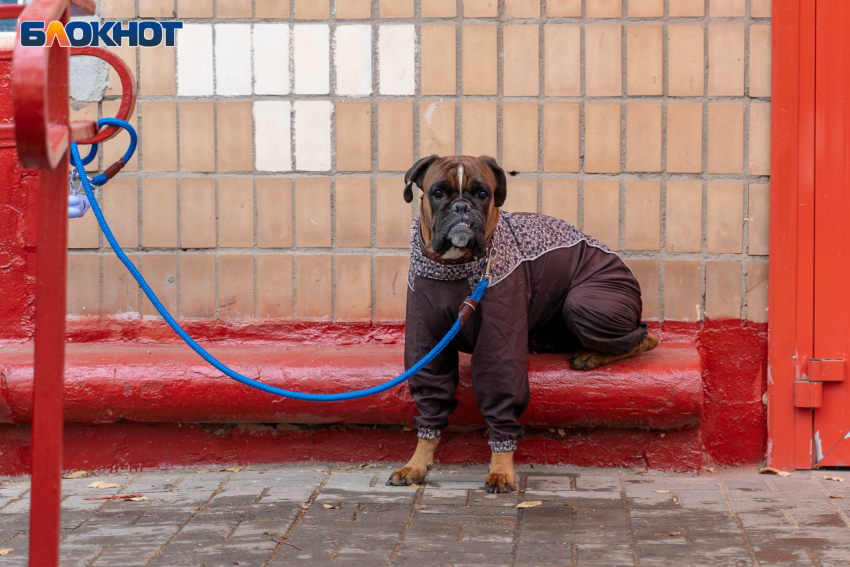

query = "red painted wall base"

[
  {"left": 0, "top": 422, "right": 702, "bottom": 476},
  {"left": 0, "top": 320, "right": 767, "bottom": 476}
]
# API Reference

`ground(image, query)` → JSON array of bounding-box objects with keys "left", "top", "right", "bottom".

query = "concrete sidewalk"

[{"left": 1, "top": 465, "right": 849, "bottom": 566}]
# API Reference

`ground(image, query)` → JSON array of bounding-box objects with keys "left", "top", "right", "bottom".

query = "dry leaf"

[
  {"left": 825, "top": 476, "right": 845, "bottom": 482},
  {"left": 517, "top": 501, "right": 542, "bottom": 509},
  {"left": 314, "top": 469, "right": 324, "bottom": 473},
  {"left": 196, "top": 469, "right": 210, "bottom": 474},
  {"left": 705, "top": 467, "right": 718, "bottom": 473},
  {"left": 402, "top": 426, "right": 413, "bottom": 432},
  {"left": 669, "top": 531, "right": 683, "bottom": 536},
  {"left": 759, "top": 467, "right": 791, "bottom": 477},
  {"left": 653, "top": 490, "right": 671, "bottom": 494},
  {"left": 63, "top": 471, "right": 89, "bottom": 479},
  {"left": 634, "top": 469, "right": 647, "bottom": 475},
  {"left": 322, "top": 502, "right": 342, "bottom": 509},
  {"left": 219, "top": 467, "right": 241, "bottom": 472},
  {"left": 557, "top": 428, "right": 566, "bottom": 437},
  {"left": 830, "top": 494, "right": 846, "bottom": 499},
  {"left": 450, "top": 471, "right": 458, "bottom": 474},
  {"left": 88, "top": 481, "right": 120, "bottom": 489},
  {"left": 0, "top": 549, "right": 13, "bottom": 556},
  {"left": 415, "top": 505, "right": 427, "bottom": 509},
  {"left": 125, "top": 496, "right": 147, "bottom": 502}
]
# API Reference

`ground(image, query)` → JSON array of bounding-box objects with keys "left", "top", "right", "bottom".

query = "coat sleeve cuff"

[
  {"left": 488, "top": 438, "right": 517, "bottom": 452},
  {"left": 417, "top": 428, "right": 442, "bottom": 440}
]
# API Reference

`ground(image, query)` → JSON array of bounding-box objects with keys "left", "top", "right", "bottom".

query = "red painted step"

[{"left": 0, "top": 342, "right": 701, "bottom": 429}]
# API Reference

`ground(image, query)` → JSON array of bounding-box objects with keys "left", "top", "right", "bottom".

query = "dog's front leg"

[
  {"left": 485, "top": 450, "right": 516, "bottom": 493},
  {"left": 386, "top": 438, "right": 439, "bottom": 486}
]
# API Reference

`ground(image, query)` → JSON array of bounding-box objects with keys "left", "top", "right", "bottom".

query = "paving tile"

[{"left": 8, "top": 468, "right": 850, "bottom": 565}]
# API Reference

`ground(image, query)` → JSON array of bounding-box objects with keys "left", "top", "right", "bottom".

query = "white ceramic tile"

[
  {"left": 215, "top": 24, "right": 252, "bottom": 96},
  {"left": 294, "top": 24, "right": 330, "bottom": 95},
  {"left": 294, "top": 101, "right": 332, "bottom": 171},
  {"left": 254, "top": 101, "right": 292, "bottom": 172},
  {"left": 379, "top": 25, "right": 415, "bottom": 95},
  {"left": 335, "top": 25, "right": 372, "bottom": 96},
  {"left": 254, "top": 24, "right": 290, "bottom": 95},
  {"left": 177, "top": 24, "right": 214, "bottom": 96}
]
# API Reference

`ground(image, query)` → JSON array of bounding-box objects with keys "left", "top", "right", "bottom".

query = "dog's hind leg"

[
  {"left": 386, "top": 438, "right": 439, "bottom": 486},
  {"left": 570, "top": 333, "right": 659, "bottom": 370}
]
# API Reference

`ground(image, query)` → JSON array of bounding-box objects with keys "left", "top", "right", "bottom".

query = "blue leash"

[{"left": 69, "top": 118, "right": 491, "bottom": 402}]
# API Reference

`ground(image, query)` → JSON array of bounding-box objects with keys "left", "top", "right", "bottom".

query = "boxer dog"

[{"left": 387, "top": 155, "right": 658, "bottom": 493}]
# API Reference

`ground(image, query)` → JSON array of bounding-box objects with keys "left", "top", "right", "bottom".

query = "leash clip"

[{"left": 483, "top": 248, "right": 498, "bottom": 280}]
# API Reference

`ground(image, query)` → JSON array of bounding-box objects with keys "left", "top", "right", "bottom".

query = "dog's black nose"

[{"left": 451, "top": 200, "right": 471, "bottom": 214}]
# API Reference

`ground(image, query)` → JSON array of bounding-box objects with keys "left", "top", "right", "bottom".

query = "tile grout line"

[
  {"left": 717, "top": 477, "right": 761, "bottom": 567},
  {"left": 262, "top": 467, "right": 333, "bottom": 566},
  {"left": 387, "top": 484, "right": 426, "bottom": 565},
  {"left": 143, "top": 469, "right": 238, "bottom": 567},
  {"left": 618, "top": 476, "right": 640, "bottom": 567}
]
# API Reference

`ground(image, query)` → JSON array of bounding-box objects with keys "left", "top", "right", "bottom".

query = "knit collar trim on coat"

[{"left": 408, "top": 211, "right": 612, "bottom": 290}]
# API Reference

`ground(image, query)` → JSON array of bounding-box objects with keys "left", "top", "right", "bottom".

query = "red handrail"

[{"left": 6, "top": 1, "right": 135, "bottom": 565}]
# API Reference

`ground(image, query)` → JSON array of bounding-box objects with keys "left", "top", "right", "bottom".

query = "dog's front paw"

[
  {"left": 570, "top": 349, "right": 606, "bottom": 370},
  {"left": 484, "top": 472, "right": 516, "bottom": 494},
  {"left": 386, "top": 465, "right": 428, "bottom": 486}
]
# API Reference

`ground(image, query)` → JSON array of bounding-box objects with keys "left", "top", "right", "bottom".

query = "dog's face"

[{"left": 403, "top": 155, "right": 507, "bottom": 260}]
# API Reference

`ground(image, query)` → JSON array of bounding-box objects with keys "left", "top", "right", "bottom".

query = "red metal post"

[
  {"left": 13, "top": 2, "right": 71, "bottom": 562},
  {"left": 8, "top": 1, "right": 95, "bottom": 564}
]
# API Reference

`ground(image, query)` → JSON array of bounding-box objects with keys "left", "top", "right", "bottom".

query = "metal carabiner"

[
  {"left": 483, "top": 248, "right": 498, "bottom": 279},
  {"left": 68, "top": 167, "right": 92, "bottom": 218}
]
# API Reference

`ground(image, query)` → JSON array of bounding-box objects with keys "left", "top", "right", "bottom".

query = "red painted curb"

[
  {"left": 0, "top": 342, "right": 701, "bottom": 429},
  {"left": 0, "top": 422, "right": 703, "bottom": 476}
]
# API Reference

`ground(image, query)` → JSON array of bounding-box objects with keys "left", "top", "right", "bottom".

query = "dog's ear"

[
  {"left": 478, "top": 156, "right": 507, "bottom": 208},
  {"left": 403, "top": 155, "right": 440, "bottom": 203}
]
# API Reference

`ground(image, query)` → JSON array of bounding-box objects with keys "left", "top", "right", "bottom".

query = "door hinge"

[
  {"left": 795, "top": 381, "right": 823, "bottom": 408},
  {"left": 808, "top": 358, "right": 846, "bottom": 382}
]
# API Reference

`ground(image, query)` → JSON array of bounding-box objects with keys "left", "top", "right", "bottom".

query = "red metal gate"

[{"left": 769, "top": 0, "right": 850, "bottom": 469}]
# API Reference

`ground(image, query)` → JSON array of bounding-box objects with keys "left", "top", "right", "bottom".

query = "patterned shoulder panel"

[{"left": 503, "top": 212, "right": 611, "bottom": 257}]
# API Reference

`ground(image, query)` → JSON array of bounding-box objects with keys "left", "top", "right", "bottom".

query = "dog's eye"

[
  {"left": 433, "top": 189, "right": 444, "bottom": 199},
  {"left": 477, "top": 190, "right": 488, "bottom": 200}
]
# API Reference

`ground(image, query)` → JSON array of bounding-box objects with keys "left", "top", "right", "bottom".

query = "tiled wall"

[{"left": 68, "top": 0, "right": 771, "bottom": 323}]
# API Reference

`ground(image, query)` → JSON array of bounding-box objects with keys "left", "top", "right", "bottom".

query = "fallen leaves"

[
  {"left": 88, "top": 481, "right": 120, "bottom": 489},
  {"left": 704, "top": 467, "right": 718, "bottom": 473},
  {"left": 63, "top": 471, "right": 89, "bottom": 479},
  {"left": 825, "top": 476, "right": 845, "bottom": 482},
  {"left": 669, "top": 531, "right": 683, "bottom": 536},
  {"left": 219, "top": 467, "right": 242, "bottom": 473},
  {"left": 653, "top": 490, "right": 671, "bottom": 494},
  {"left": 322, "top": 502, "right": 342, "bottom": 509},
  {"left": 829, "top": 495, "right": 845, "bottom": 499},
  {"left": 759, "top": 467, "right": 791, "bottom": 477},
  {"left": 0, "top": 549, "right": 13, "bottom": 556},
  {"left": 84, "top": 494, "right": 147, "bottom": 501},
  {"left": 517, "top": 501, "right": 542, "bottom": 509}
]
